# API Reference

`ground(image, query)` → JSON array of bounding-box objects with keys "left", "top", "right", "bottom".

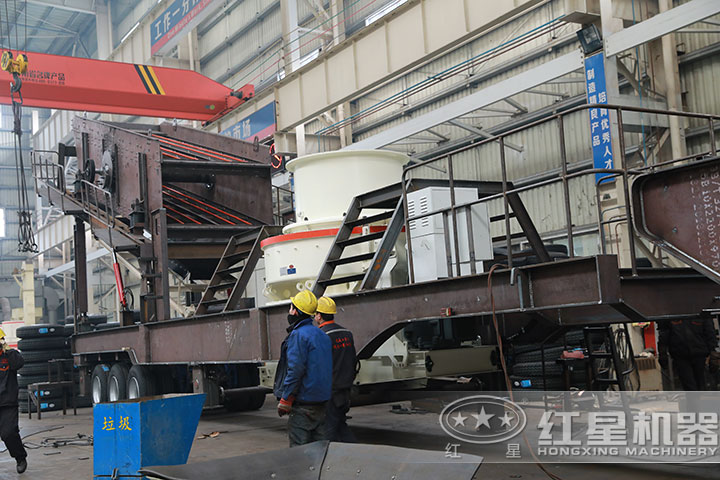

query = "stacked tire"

[
  {"left": 16, "top": 324, "right": 73, "bottom": 413},
  {"left": 509, "top": 330, "right": 601, "bottom": 390}
]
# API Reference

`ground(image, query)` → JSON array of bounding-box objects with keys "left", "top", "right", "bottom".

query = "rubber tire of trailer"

[
  {"left": 127, "top": 365, "right": 155, "bottom": 399},
  {"left": 91, "top": 363, "right": 111, "bottom": 404},
  {"left": 108, "top": 363, "right": 130, "bottom": 402}
]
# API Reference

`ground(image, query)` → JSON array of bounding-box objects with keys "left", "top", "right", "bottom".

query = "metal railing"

[
  {"left": 78, "top": 179, "right": 115, "bottom": 228},
  {"left": 31, "top": 151, "right": 116, "bottom": 229},
  {"left": 272, "top": 184, "right": 295, "bottom": 225},
  {"left": 401, "top": 103, "right": 720, "bottom": 283}
]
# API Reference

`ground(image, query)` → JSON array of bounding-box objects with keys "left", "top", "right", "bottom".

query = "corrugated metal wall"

[
  {"left": 197, "top": 0, "right": 405, "bottom": 90},
  {"left": 310, "top": 0, "right": 720, "bottom": 249}
]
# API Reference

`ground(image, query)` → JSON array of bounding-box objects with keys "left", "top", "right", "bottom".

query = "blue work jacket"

[{"left": 273, "top": 317, "right": 332, "bottom": 403}]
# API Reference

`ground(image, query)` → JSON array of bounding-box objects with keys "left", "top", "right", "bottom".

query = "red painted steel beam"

[{"left": 0, "top": 51, "right": 253, "bottom": 122}]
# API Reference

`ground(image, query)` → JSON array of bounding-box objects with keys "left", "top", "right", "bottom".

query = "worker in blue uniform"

[
  {"left": 0, "top": 327, "right": 27, "bottom": 474},
  {"left": 316, "top": 296, "right": 357, "bottom": 442},
  {"left": 273, "top": 290, "right": 333, "bottom": 446}
]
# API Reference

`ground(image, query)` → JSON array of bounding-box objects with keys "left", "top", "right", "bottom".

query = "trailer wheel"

[
  {"left": 91, "top": 364, "right": 111, "bottom": 404},
  {"left": 109, "top": 363, "right": 130, "bottom": 402},
  {"left": 223, "top": 395, "right": 250, "bottom": 412},
  {"left": 248, "top": 391, "right": 266, "bottom": 410},
  {"left": 127, "top": 365, "right": 155, "bottom": 399}
]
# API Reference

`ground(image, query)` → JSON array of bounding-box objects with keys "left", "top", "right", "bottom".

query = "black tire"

[
  {"left": 95, "top": 322, "right": 121, "bottom": 331},
  {"left": 75, "top": 395, "right": 93, "bottom": 408},
  {"left": 510, "top": 375, "right": 565, "bottom": 390},
  {"left": 16, "top": 324, "right": 65, "bottom": 339},
  {"left": 17, "top": 337, "right": 68, "bottom": 351},
  {"left": 18, "top": 374, "right": 49, "bottom": 388},
  {"left": 19, "top": 362, "right": 50, "bottom": 376},
  {"left": 19, "top": 399, "right": 63, "bottom": 414},
  {"left": 86, "top": 314, "right": 108, "bottom": 326},
  {"left": 223, "top": 395, "right": 251, "bottom": 412},
  {"left": 91, "top": 364, "right": 111, "bottom": 404},
  {"left": 514, "top": 346, "right": 565, "bottom": 363},
  {"left": 19, "top": 349, "right": 70, "bottom": 363},
  {"left": 21, "top": 385, "right": 63, "bottom": 401},
  {"left": 127, "top": 365, "right": 155, "bottom": 399},
  {"left": 512, "top": 361, "right": 565, "bottom": 377},
  {"left": 108, "top": 363, "right": 130, "bottom": 402},
  {"left": 248, "top": 391, "right": 266, "bottom": 410}
]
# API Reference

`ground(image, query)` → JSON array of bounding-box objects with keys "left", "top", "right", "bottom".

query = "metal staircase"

[
  {"left": 583, "top": 324, "right": 637, "bottom": 391},
  {"left": 312, "top": 183, "right": 406, "bottom": 297},
  {"left": 196, "top": 226, "right": 283, "bottom": 315}
]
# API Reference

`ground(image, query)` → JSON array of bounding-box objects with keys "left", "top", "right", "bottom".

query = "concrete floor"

[{"left": 2, "top": 401, "right": 719, "bottom": 479}]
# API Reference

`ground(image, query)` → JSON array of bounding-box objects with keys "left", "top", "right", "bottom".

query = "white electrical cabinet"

[{"left": 407, "top": 187, "right": 493, "bottom": 282}]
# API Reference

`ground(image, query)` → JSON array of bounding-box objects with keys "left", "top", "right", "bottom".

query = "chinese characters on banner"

[
  {"left": 220, "top": 102, "right": 277, "bottom": 142},
  {"left": 151, "top": 0, "right": 222, "bottom": 56},
  {"left": 584, "top": 52, "right": 614, "bottom": 184}
]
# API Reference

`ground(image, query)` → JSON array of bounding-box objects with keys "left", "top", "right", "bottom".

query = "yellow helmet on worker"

[
  {"left": 317, "top": 296, "right": 337, "bottom": 315},
  {"left": 0, "top": 326, "right": 5, "bottom": 338},
  {"left": 291, "top": 290, "right": 318, "bottom": 316}
]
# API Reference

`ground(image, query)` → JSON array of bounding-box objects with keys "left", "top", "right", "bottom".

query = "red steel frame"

[{"left": 0, "top": 51, "right": 254, "bottom": 123}]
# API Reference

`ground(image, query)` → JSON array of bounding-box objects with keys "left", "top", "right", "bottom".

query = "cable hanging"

[{"left": 1, "top": 0, "right": 36, "bottom": 252}]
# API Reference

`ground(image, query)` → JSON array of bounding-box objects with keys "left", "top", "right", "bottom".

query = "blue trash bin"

[{"left": 93, "top": 393, "right": 206, "bottom": 479}]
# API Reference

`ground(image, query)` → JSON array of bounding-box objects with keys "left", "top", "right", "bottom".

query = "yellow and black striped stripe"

[{"left": 134, "top": 64, "right": 166, "bottom": 95}]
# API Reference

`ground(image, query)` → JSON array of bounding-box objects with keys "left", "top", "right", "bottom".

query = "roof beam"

[
  {"left": 344, "top": 50, "right": 583, "bottom": 150},
  {"left": 219, "top": 0, "right": 547, "bottom": 133},
  {"left": 26, "top": 0, "right": 96, "bottom": 15},
  {"left": 605, "top": 0, "right": 720, "bottom": 57}
]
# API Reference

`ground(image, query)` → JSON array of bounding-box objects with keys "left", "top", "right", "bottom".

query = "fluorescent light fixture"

[{"left": 365, "top": 0, "right": 407, "bottom": 26}]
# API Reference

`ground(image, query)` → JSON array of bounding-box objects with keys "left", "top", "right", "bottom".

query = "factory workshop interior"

[{"left": 1, "top": 0, "right": 720, "bottom": 478}]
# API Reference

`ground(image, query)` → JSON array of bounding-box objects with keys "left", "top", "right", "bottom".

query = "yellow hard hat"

[
  {"left": 317, "top": 296, "right": 337, "bottom": 315},
  {"left": 291, "top": 290, "right": 318, "bottom": 316},
  {"left": 0, "top": 326, "right": 5, "bottom": 338}
]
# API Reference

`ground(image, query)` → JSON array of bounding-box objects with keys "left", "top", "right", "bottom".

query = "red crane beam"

[{"left": 0, "top": 51, "right": 253, "bottom": 122}]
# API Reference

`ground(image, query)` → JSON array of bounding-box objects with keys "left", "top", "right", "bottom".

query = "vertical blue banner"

[{"left": 584, "top": 52, "right": 614, "bottom": 184}]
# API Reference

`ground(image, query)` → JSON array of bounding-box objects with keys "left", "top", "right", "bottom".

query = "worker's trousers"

[
  {"left": 325, "top": 389, "right": 356, "bottom": 443},
  {"left": 0, "top": 405, "right": 26, "bottom": 460},
  {"left": 673, "top": 355, "right": 707, "bottom": 391},
  {"left": 288, "top": 403, "right": 326, "bottom": 447}
]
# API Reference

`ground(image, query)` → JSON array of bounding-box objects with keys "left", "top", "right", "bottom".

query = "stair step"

[
  {"left": 327, "top": 252, "right": 376, "bottom": 266},
  {"left": 595, "top": 377, "right": 620, "bottom": 384},
  {"left": 583, "top": 326, "right": 609, "bottom": 332},
  {"left": 337, "top": 231, "right": 385, "bottom": 247},
  {"left": 345, "top": 210, "right": 394, "bottom": 227},
  {"left": 318, "top": 274, "right": 366, "bottom": 287},
  {"left": 224, "top": 251, "right": 249, "bottom": 263},
  {"left": 588, "top": 352, "right": 612, "bottom": 359},
  {"left": 198, "top": 298, "right": 228, "bottom": 307},
  {"left": 216, "top": 265, "right": 245, "bottom": 276},
  {"left": 207, "top": 281, "right": 237, "bottom": 291}
]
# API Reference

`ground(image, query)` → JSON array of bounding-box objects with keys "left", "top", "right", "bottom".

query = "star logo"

[
  {"left": 452, "top": 412, "right": 468, "bottom": 427},
  {"left": 499, "top": 412, "right": 514, "bottom": 428},
  {"left": 471, "top": 407, "right": 494, "bottom": 429}
]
